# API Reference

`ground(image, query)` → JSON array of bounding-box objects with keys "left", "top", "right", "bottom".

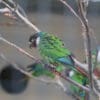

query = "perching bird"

[
  {"left": 28, "top": 32, "right": 76, "bottom": 70},
  {"left": 28, "top": 32, "right": 88, "bottom": 75}
]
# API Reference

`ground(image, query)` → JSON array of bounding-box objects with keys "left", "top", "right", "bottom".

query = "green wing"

[
  {"left": 70, "top": 71, "right": 89, "bottom": 100},
  {"left": 39, "top": 32, "right": 71, "bottom": 63}
]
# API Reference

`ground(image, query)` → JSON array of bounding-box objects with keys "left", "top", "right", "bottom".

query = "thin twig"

[
  {"left": 78, "top": 0, "right": 93, "bottom": 89},
  {"left": 77, "top": 0, "right": 93, "bottom": 100},
  {"left": 58, "top": 0, "right": 85, "bottom": 29},
  {"left": 0, "top": 37, "right": 36, "bottom": 60}
]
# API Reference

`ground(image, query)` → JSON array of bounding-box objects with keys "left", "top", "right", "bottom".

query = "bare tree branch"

[
  {"left": 76, "top": 0, "right": 94, "bottom": 99},
  {"left": 0, "top": 37, "right": 36, "bottom": 60},
  {"left": 78, "top": 0, "right": 93, "bottom": 89}
]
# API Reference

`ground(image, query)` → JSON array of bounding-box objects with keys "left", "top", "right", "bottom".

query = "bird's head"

[{"left": 28, "top": 33, "right": 40, "bottom": 48}]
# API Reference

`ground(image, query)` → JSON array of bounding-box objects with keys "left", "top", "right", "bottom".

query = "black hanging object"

[{"left": 0, "top": 64, "right": 29, "bottom": 94}]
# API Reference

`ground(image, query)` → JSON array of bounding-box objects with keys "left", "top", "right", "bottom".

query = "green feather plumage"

[
  {"left": 70, "top": 71, "right": 89, "bottom": 100},
  {"left": 39, "top": 32, "right": 71, "bottom": 60},
  {"left": 31, "top": 63, "right": 55, "bottom": 78},
  {"left": 29, "top": 32, "right": 75, "bottom": 78},
  {"left": 38, "top": 32, "right": 74, "bottom": 70}
]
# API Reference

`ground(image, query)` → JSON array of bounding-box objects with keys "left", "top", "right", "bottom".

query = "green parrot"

[
  {"left": 28, "top": 32, "right": 77, "bottom": 73},
  {"left": 28, "top": 31, "right": 89, "bottom": 77}
]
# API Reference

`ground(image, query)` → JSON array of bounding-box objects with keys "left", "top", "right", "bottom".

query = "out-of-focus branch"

[
  {"left": 58, "top": 0, "right": 84, "bottom": 27},
  {"left": 1, "top": 0, "right": 41, "bottom": 33},
  {"left": 0, "top": 37, "right": 36, "bottom": 60},
  {"left": 77, "top": 0, "right": 93, "bottom": 89},
  {"left": 77, "top": 0, "right": 93, "bottom": 100}
]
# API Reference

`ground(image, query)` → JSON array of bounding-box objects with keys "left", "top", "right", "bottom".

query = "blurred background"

[{"left": 0, "top": 0, "right": 100, "bottom": 100}]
